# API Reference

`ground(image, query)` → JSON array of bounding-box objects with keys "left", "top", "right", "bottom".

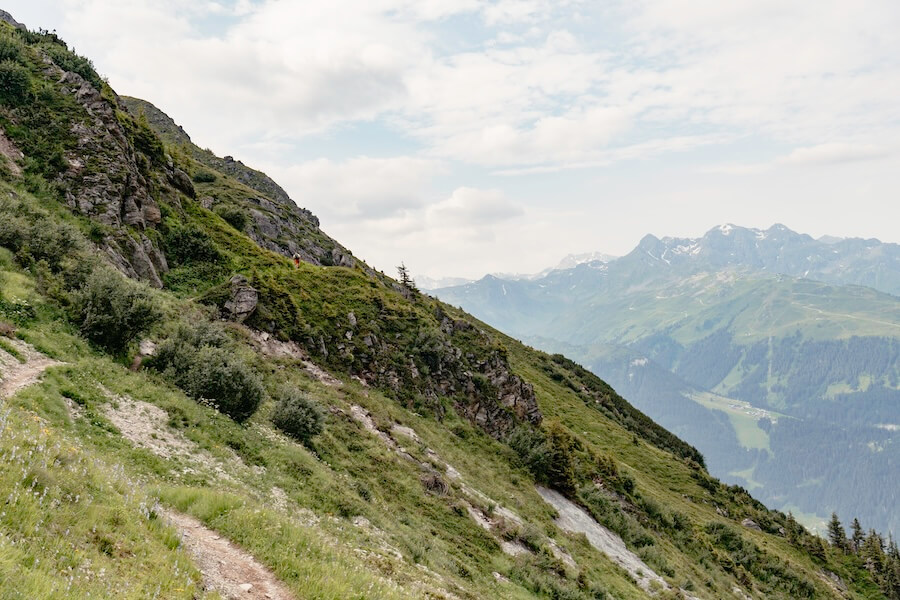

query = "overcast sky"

[{"left": 9, "top": 1, "right": 900, "bottom": 278}]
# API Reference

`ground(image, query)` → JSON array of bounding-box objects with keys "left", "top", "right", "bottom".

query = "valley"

[{"left": 433, "top": 226, "right": 900, "bottom": 536}]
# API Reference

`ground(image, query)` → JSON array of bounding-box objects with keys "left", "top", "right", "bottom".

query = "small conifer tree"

[
  {"left": 397, "top": 262, "right": 419, "bottom": 294},
  {"left": 828, "top": 512, "right": 848, "bottom": 553},
  {"left": 851, "top": 518, "right": 865, "bottom": 553}
]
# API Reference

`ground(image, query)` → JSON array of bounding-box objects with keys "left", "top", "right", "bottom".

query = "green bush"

[
  {"left": 0, "top": 296, "right": 36, "bottom": 326},
  {"left": 72, "top": 268, "right": 162, "bottom": 353},
  {"left": 152, "top": 321, "right": 229, "bottom": 381},
  {"left": 508, "top": 426, "right": 551, "bottom": 479},
  {"left": 0, "top": 59, "right": 30, "bottom": 105},
  {"left": 0, "top": 34, "right": 23, "bottom": 62},
  {"left": 544, "top": 421, "right": 577, "bottom": 494},
  {"left": 152, "top": 321, "right": 264, "bottom": 422},
  {"left": 186, "top": 346, "right": 264, "bottom": 422},
  {"left": 271, "top": 386, "right": 324, "bottom": 444},
  {"left": 163, "top": 226, "right": 222, "bottom": 266},
  {"left": 507, "top": 421, "right": 576, "bottom": 493},
  {"left": 192, "top": 171, "right": 217, "bottom": 183},
  {"left": 0, "top": 196, "right": 80, "bottom": 270},
  {"left": 214, "top": 204, "right": 248, "bottom": 231}
]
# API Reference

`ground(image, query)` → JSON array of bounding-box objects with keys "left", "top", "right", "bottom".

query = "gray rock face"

[
  {"left": 741, "top": 518, "right": 762, "bottom": 531},
  {"left": 331, "top": 247, "right": 355, "bottom": 268},
  {"left": 0, "top": 9, "right": 25, "bottom": 29},
  {"left": 118, "top": 96, "right": 370, "bottom": 275},
  {"left": 171, "top": 168, "right": 195, "bottom": 198},
  {"left": 55, "top": 71, "right": 161, "bottom": 231},
  {"left": 126, "top": 235, "right": 166, "bottom": 288},
  {"left": 223, "top": 275, "right": 258, "bottom": 322}
]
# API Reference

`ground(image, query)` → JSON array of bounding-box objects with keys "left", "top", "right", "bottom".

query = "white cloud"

[
  {"left": 268, "top": 156, "right": 443, "bottom": 224},
  {"left": 702, "top": 142, "right": 896, "bottom": 174},
  {"left": 9, "top": 0, "right": 900, "bottom": 277},
  {"left": 778, "top": 143, "right": 894, "bottom": 167},
  {"left": 428, "top": 187, "right": 524, "bottom": 226}
]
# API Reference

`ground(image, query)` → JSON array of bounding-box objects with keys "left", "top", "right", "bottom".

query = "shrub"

[
  {"left": 507, "top": 422, "right": 576, "bottom": 494},
  {"left": 20, "top": 219, "right": 80, "bottom": 270},
  {"left": 0, "top": 296, "right": 36, "bottom": 326},
  {"left": 152, "top": 320, "right": 227, "bottom": 382},
  {"left": 0, "top": 34, "right": 23, "bottom": 62},
  {"left": 192, "top": 170, "right": 217, "bottom": 183},
  {"left": 544, "top": 421, "right": 577, "bottom": 494},
  {"left": 0, "top": 197, "right": 80, "bottom": 270},
  {"left": 152, "top": 321, "right": 264, "bottom": 422},
  {"left": 214, "top": 204, "right": 248, "bottom": 231},
  {"left": 72, "top": 268, "right": 162, "bottom": 353},
  {"left": 508, "top": 426, "right": 551, "bottom": 479},
  {"left": 163, "top": 226, "right": 221, "bottom": 266},
  {"left": 0, "top": 59, "right": 30, "bottom": 105},
  {"left": 130, "top": 116, "right": 166, "bottom": 166},
  {"left": 271, "top": 386, "right": 324, "bottom": 444},
  {"left": 184, "top": 346, "right": 265, "bottom": 422}
]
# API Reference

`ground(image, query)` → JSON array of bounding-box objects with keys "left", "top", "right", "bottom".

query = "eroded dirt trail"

[
  {"left": 1, "top": 339, "right": 294, "bottom": 599},
  {"left": 162, "top": 510, "right": 294, "bottom": 600},
  {"left": 0, "top": 339, "right": 62, "bottom": 399}
]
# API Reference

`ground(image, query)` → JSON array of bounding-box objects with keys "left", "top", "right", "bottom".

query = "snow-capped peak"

[{"left": 554, "top": 251, "right": 618, "bottom": 271}]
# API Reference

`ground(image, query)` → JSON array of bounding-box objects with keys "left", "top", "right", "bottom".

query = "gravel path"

[
  {"left": 0, "top": 339, "right": 61, "bottom": 399},
  {"left": 162, "top": 509, "right": 294, "bottom": 600}
]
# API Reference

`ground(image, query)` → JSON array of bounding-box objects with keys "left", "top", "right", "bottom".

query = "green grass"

[
  {"left": 0, "top": 337, "right": 25, "bottom": 362},
  {"left": 0, "top": 393, "right": 206, "bottom": 599},
  {"left": 690, "top": 391, "right": 780, "bottom": 452}
]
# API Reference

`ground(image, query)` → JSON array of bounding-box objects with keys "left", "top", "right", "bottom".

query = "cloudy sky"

[{"left": 10, "top": 1, "right": 900, "bottom": 279}]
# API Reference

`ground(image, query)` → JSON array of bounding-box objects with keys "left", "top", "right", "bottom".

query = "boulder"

[
  {"left": 171, "top": 168, "right": 196, "bottom": 198},
  {"left": 741, "top": 518, "right": 762, "bottom": 531},
  {"left": 224, "top": 275, "right": 258, "bottom": 322}
]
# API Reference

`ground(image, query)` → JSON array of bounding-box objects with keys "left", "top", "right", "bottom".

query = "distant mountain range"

[
  {"left": 416, "top": 251, "right": 619, "bottom": 291},
  {"left": 432, "top": 224, "right": 900, "bottom": 534}
]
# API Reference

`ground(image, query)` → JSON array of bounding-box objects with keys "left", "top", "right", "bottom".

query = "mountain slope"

[
  {"left": 1, "top": 15, "right": 897, "bottom": 600},
  {"left": 433, "top": 227, "right": 900, "bottom": 536}
]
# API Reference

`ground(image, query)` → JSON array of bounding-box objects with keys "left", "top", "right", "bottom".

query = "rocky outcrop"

[
  {"left": 335, "top": 306, "right": 541, "bottom": 440},
  {"left": 223, "top": 275, "right": 258, "bottom": 322},
  {"left": 741, "top": 518, "right": 763, "bottom": 531},
  {"left": 101, "top": 234, "right": 168, "bottom": 289},
  {"left": 0, "top": 128, "right": 23, "bottom": 177},
  {"left": 0, "top": 9, "right": 25, "bottom": 29},
  {"left": 170, "top": 168, "right": 195, "bottom": 198},
  {"left": 29, "top": 62, "right": 181, "bottom": 288},
  {"left": 118, "top": 96, "right": 364, "bottom": 271},
  {"left": 54, "top": 71, "right": 160, "bottom": 231}
]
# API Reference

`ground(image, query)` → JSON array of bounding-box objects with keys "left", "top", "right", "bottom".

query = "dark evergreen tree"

[
  {"left": 785, "top": 512, "right": 801, "bottom": 545},
  {"left": 851, "top": 517, "right": 865, "bottom": 553},
  {"left": 862, "top": 530, "right": 886, "bottom": 575},
  {"left": 396, "top": 262, "right": 419, "bottom": 295},
  {"left": 828, "top": 512, "right": 848, "bottom": 553}
]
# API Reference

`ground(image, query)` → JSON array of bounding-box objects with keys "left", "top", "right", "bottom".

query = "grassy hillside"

[
  {"left": 436, "top": 252, "right": 900, "bottom": 536},
  {"left": 1, "top": 17, "right": 898, "bottom": 600}
]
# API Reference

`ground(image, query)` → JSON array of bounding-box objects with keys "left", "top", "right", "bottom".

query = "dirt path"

[
  {"left": 162, "top": 509, "right": 295, "bottom": 600},
  {"left": 0, "top": 339, "right": 62, "bottom": 400}
]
